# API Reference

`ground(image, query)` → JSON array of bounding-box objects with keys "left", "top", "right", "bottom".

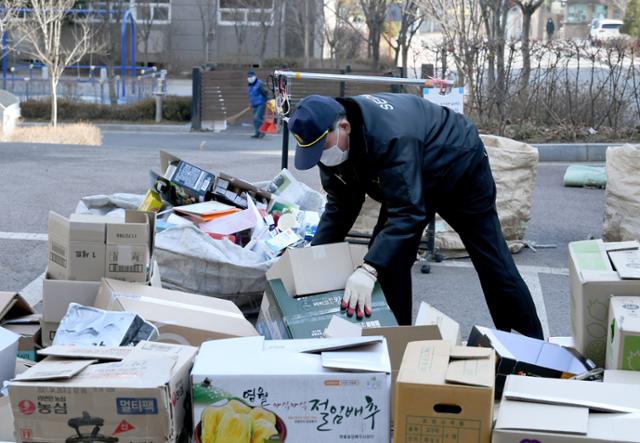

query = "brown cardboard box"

[
  {"left": 569, "top": 239, "right": 640, "bottom": 366},
  {"left": 8, "top": 341, "right": 197, "bottom": 443},
  {"left": 47, "top": 212, "right": 109, "bottom": 281},
  {"left": 94, "top": 278, "right": 259, "bottom": 346},
  {"left": 266, "top": 242, "right": 367, "bottom": 297},
  {"left": 493, "top": 375, "right": 640, "bottom": 442},
  {"left": 105, "top": 210, "right": 155, "bottom": 282},
  {"left": 0, "top": 292, "right": 40, "bottom": 360},
  {"left": 394, "top": 340, "right": 495, "bottom": 443}
]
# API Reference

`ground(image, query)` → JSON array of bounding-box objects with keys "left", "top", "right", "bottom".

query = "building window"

[
  {"left": 593, "top": 4, "right": 608, "bottom": 20},
  {"left": 133, "top": 1, "right": 171, "bottom": 24},
  {"left": 566, "top": 4, "right": 589, "bottom": 23},
  {"left": 218, "top": 0, "right": 274, "bottom": 26},
  {"left": 84, "top": 1, "right": 171, "bottom": 25}
]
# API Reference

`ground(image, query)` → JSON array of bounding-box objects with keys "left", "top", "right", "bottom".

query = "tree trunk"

[
  {"left": 144, "top": 38, "right": 149, "bottom": 67},
  {"left": 50, "top": 76, "right": 58, "bottom": 127},
  {"left": 520, "top": 9, "right": 532, "bottom": 93},
  {"left": 402, "top": 44, "right": 409, "bottom": 72},
  {"left": 372, "top": 29, "right": 380, "bottom": 68},
  {"left": 303, "top": 0, "right": 310, "bottom": 68},
  {"left": 107, "top": 66, "right": 118, "bottom": 106}
]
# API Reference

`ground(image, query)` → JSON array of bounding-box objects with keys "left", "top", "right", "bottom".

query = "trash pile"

[{"left": 1, "top": 152, "right": 640, "bottom": 443}]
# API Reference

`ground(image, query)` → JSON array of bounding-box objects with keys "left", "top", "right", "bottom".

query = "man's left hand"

[{"left": 341, "top": 267, "right": 376, "bottom": 319}]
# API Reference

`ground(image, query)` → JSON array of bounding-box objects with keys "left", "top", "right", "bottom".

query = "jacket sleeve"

[
  {"left": 311, "top": 168, "right": 365, "bottom": 246},
  {"left": 364, "top": 137, "right": 428, "bottom": 270}
]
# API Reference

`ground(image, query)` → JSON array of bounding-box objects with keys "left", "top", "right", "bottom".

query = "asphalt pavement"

[{"left": 0, "top": 127, "right": 606, "bottom": 341}]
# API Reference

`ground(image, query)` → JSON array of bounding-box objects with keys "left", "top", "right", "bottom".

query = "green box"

[{"left": 256, "top": 278, "right": 398, "bottom": 339}]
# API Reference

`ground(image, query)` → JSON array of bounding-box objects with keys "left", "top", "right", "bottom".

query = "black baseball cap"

[{"left": 289, "top": 95, "right": 344, "bottom": 170}]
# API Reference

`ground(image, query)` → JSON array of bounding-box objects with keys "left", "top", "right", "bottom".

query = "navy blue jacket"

[{"left": 311, "top": 93, "right": 484, "bottom": 270}]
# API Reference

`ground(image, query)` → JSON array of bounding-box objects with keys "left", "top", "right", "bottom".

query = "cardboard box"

[
  {"left": 493, "top": 375, "right": 640, "bottom": 443},
  {"left": 0, "top": 393, "right": 15, "bottom": 441},
  {"left": 161, "top": 150, "right": 216, "bottom": 200},
  {"left": 8, "top": 341, "right": 197, "bottom": 443},
  {"left": 41, "top": 277, "right": 102, "bottom": 347},
  {"left": 0, "top": 326, "right": 19, "bottom": 386},
  {"left": 105, "top": 210, "right": 155, "bottom": 283},
  {"left": 47, "top": 211, "right": 109, "bottom": 281},
  {"left": 468, "top": 325, "right": 595, "bottom": 398},
  {"left": 256, "top": 243, "right": 398, "bottom": 339},
  {"left": 414, "top": 301, "right": 462, "bottom": 345},
  {"left": 41, "top": 261, "right": 161, "bottom": 347},
  {"left": 606, "top": 296, "right": 640, "bottom": 370},
  {"left": 266, "top": 243, "right": 367, "bottom": 297},
  {"left": 191, "top": 336, "right": 391, "bottom": 443},
  {"left": 0, "top": 292, "right": 40, "bottom": 360},
  {"left": 394, "top": 340, "right": 495, "bottom": 443},
  {"left": 604, "top": 369, "right": 640, "bottom": 384},
  {"left": 212, "top": 172, "right": 271, "bottom": 209},
  {"left": 569, "top": 239, "right": 640, "bottom": 366},
  {"left": 94, "top": 278, "right": 258, "bottom": 346},
  {"left": 257, "top": 278, "right": 398, "bottom": 339}
]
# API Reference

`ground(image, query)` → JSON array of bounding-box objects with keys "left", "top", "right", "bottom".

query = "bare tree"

[
  {"left": 515, "top": 0, "right": 544, "bottom": 92},
  {"left": 197, "top": 0, "right": 217, "bottom": 63},
  {"left": 358, "top": 0, "right": 387, "bottom": 68},
  {"left": 381, "top": 1, "right": 424, "bottom": 72},
  {"left": 136, "top": 0, "right": 157, "bottom": 66},
  {"left": 7, "top": 0, "right": 97, "bottom": 125}
]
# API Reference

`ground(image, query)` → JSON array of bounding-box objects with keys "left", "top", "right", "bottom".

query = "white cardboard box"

[
  {"left": 569, "top": 239, "right": 640, "bottom": 366},
  {"left": 0, "top": 326, "right": 19, "bottom": 386},
  {"left": 191, "top": 336, "right": 391, "bottom": 443},
  {"left": 47, "top": 211, "right": 109, "bottom": 281},
  {"left": 606, "top": 296, "right": 640, "bottom": 370},
  {"left": 8, "top": 342, "right": 197, "bottom": 443},
  {"left": 493, "top": 375, "right": 640, "bottom": 442}
]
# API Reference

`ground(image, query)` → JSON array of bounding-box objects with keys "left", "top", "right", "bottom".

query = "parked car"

[{"left": 590, "top": 19, "right": 624, "bottom": 42}]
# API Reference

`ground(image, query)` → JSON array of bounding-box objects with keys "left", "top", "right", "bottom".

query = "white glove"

[{"left": 342, "top": 266, "right": 376, "bottom": 319}]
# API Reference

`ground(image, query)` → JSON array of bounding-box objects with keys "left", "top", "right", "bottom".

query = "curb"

[{"left": 532, "top": 143, "right": 617, "bottom": 163}]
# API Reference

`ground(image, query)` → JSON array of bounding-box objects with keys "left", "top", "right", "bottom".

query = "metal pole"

[
  {"left": 281, "top": 120, "right": 289, "bottom": 170},
  {"left": 273, "top": 70, "right": 450, "bottom": 88}
]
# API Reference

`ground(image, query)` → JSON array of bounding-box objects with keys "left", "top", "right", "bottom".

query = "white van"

[{"left": 590, "top": 19, "right": 624, "bottom": 42}]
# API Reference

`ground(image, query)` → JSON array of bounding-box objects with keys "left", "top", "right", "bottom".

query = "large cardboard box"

[
  {"left": 47, "top": 211, "right": 109, "bottom": 281},
  {"left": 191, "top": 336, "right": 391, "bottom": 443},
  {"left": 94, "top": 278, "right": 258, "bottom": 346},
  {"left": 0, "top": 292, "right": 40, "bottom": 361},
  {"left": 468, "top": 325, "right": 595, "bottom": 398},
  {"left": 493, "top": 375, "right": 640, "bottom": 443},
  {"left": 8, "top": 341, "right": 197, "bottom": 443},
  {"left": 394, "top": 340, "right": 495, "bottom": 443},
  {"left": 606, "top": 296, "right": 640, "bottom": 370},
  {"left": 105, "top": 210, "right": 155, "bottom": 283},
  {"left": 569, "top": 239, "right": 640, "bottom": 366},
  {"left": 256, "top": 243, "right": 398, "bottom": 339}
]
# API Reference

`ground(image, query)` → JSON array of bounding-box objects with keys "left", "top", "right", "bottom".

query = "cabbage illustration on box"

[{"left": 191, "top": 336, "right": 392, "bottom": 443}]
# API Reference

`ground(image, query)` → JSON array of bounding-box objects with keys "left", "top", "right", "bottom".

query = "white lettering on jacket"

[{"left": 362, "top": 94, "right": 394, "bottom": 110}]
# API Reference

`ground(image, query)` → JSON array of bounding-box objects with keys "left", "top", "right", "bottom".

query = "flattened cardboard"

[
  {"left": 604, "top": 369, "right": 640, "bottom": 384},
  {"left": 468, "top": 325, "right": 594, "bottom": 398},
  {"left": 415, "top": 301, "right": 462, "bottom": 345},
  {"left": 0, "top": 292, "right": 38, "bottom": 360},
  {"left": 394, "top": 340, "right": 495, "bottom": 443},
  {"left": 14, "top": 357, "right": 96, "bottom": 381},
  {"left": 95, "top": 278, "right": 258, "bottom": 346},
  {"left": 606, "top": 296, "right": 640, "bottom": 370},
  {"left": 38, "top": 345, "right": 133, "bottom": 361},
  {"left": 569, "top": 239, "right": 640, "bottom": 367},
  {"left": 493, "top": 375, "right": 640, "bottom": 443},
  {"left": 191, "top": 336, "right": 391, "bottom": 443}
]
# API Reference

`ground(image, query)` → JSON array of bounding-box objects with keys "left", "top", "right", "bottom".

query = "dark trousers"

[
  {"left": 372, "top": 151, "right": 544, "bottom": 339},
  {"left": 252, "top": 103, "right": 265, "bottom": 135}
]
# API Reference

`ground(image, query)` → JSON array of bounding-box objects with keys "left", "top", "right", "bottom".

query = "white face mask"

[
  {"left": 248, "top": 76, "right": 256, "bottom": 84},
  {"left": 320, "top": 126, "right": 349, "bottom": 167}
]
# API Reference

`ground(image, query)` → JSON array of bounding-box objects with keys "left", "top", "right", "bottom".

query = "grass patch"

[{"left": 3, "top": 123, "right": 102, "bottom": 146}]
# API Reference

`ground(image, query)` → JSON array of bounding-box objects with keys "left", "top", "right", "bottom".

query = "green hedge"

[{"left": 21, "top": 96, "right": 192, "bottom": 122}]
